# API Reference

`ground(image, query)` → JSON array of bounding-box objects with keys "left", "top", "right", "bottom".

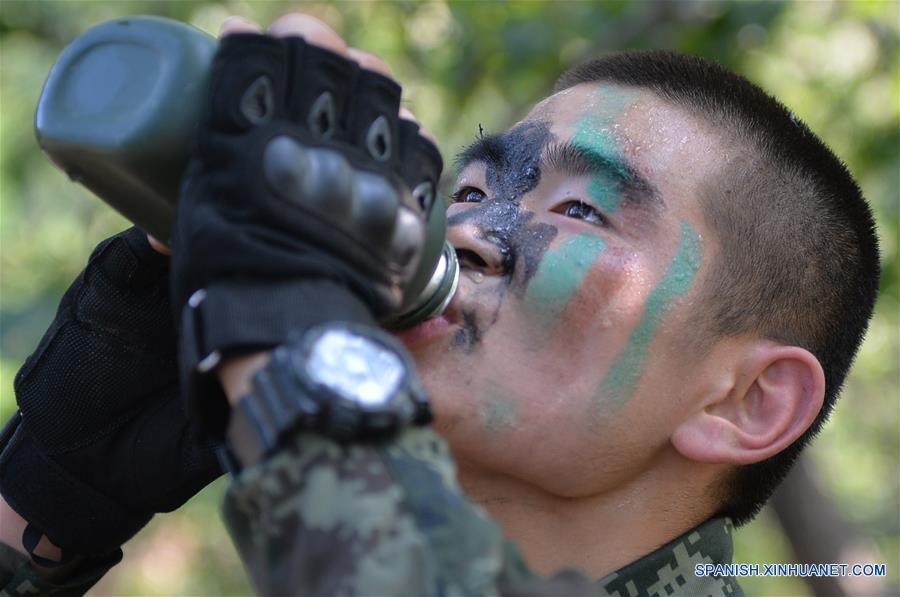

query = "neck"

[{"left": 455, "top": 450, "right": 720, "bottom": 579}]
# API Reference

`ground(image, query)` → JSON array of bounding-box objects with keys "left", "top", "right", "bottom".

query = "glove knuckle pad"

[
  {"left": 263, "top": 136, "right": 355, "bottom": 217},
  {"left": 351, "top": 171, "right": 400, "bottom": 244},
  {"left": 392, "top": 207, "right": 426, "bottom": 268},
  {"left": 303, "top": 147, "right": 355, "bottom": 209}
]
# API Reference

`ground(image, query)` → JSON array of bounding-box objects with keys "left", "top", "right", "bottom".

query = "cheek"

[
  {"left": 561, "top": 246, "right": 643, "bottom": 334},
  {"left": 594, "top": 222, "right": 704, "bottom": 413},
  {"left": 517, "top": 239, "right": 643, "bottom": 347},
  {"left": 510, "top": 244, "right": 652, "bottom": 426},
  {"left": 521, "top": 234, "right": 607, "bottom": 330},
  {"left": 420, "top": 353, "right": 479, "bottom": 439}
]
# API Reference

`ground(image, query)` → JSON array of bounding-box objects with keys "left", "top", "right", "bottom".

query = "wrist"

[
  {"left": 218, "top": 352, "right": 272, "bottom": 407},
  {"left": 0, "top": 493, "right": 89, "bottom": 582},
  {"left": 0, "top": 413, "right": 154, "bottom": 557},
  {"left": 218, "top": 353, "right": 273, "bottom": 469},
  {"left": 0, "top": 493, "right": 42, "bottom": 560},
  {"left": 222, "top": 322, "right": 431, "bottom": 468}
]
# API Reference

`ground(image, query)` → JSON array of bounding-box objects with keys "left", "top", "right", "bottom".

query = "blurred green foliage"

[{"left": 1, "top": 1, "right": 897, "bottom": 595}]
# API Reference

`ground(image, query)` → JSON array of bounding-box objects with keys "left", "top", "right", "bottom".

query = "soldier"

[{"left": 0, "top": 12, "right": 880, "bottom": 597}]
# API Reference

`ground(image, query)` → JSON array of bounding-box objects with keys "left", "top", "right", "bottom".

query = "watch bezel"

[
  {"left": 285, "top": 322, "right": 428, "bottom": 440},
  {"left": 292, "top": 324, "right": 407, "bottom": 409}
]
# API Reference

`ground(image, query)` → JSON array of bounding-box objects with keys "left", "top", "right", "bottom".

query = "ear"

[{"left": 671, "top": 343, "right": 825, "bottom": 465}]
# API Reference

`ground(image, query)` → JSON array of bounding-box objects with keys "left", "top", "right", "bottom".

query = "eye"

[
  {"left": 554, "top": 200, "right": 607, "bottom": 226},
  {"left": 451, "top": 186, "right": 486, "bottom": 204}
]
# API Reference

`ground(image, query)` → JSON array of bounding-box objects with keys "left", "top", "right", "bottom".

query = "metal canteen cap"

[{"left": 384, "top": 241, "right": 459, "bottom": 330}]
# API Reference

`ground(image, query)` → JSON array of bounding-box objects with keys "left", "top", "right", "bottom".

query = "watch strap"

[{"left": 226, "top": 346, "right": 322, "bottom": 466}]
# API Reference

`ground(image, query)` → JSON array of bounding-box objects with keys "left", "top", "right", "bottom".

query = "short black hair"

[{"left": 555, "top": 50, "right": 880, "bottom": 525}]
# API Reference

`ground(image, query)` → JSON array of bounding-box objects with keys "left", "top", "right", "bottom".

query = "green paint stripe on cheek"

[
  {"left": 525, "top": 234, "right": 607, "bottom": 326},
  {"left": 599, "top": 222, "right": 703, "bottom": 408},
  {"left": 481, "top": 393, "right": 520, "bottom": 432}
]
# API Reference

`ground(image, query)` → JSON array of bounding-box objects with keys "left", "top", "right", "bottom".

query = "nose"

[{"left": 446, "top": 206, "right": 507, "bottom": 276}]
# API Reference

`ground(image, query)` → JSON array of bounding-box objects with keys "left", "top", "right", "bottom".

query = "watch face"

[{"left": 303, "top": 329, "right": 405, "bottom": 407}]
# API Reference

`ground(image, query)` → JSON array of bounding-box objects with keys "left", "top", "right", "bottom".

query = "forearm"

[
  {"left": 218, "top": 353, "right": 271, "bottom": 411},
  {"left": 217, "top": 354, "right": 507, "bottom": 595},
  {"left": 222, "top": 423, "right": 505, "bottom": 594}
]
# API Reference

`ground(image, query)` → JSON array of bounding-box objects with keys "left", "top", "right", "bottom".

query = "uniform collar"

[{"left": 596, "top": 516, "right": 743, "bottom": 597}]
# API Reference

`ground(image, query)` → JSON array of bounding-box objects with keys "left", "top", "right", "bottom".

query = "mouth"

[
  {"left": 392, "top": 314, "right": 454, "bottom": 349},
  {"left": 392, "top": 290, "right": 463, "bottom": 350}
]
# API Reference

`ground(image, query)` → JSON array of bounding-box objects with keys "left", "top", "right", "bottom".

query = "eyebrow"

[
  {"left": 455, "top": 133, "right": 506, "bottom": 172},
  {"left": 542, "top": 140, "right": 663, "bottom": 211},
  {"left": 455, "top": 135, "right": 663, "bottom": 212}
]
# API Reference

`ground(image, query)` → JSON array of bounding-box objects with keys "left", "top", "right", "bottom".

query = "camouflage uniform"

[
  {"left": 0, "top": 426, "right": 742, "bottom": 596},
  {"left": 223, "top": 427, "right": 744, "bottom": 596}
]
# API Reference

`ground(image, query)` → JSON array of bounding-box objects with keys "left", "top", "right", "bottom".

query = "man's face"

[{"left": 401, "top": 83, "right": 726, "bottom": 498}]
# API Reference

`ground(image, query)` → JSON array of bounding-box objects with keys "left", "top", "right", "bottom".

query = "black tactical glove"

[
  {"left": 0, "top": 228, "right": 222, "bottom": 559},
  {"left": 172, "top": 33, "right": 442, "bottom": 435}
]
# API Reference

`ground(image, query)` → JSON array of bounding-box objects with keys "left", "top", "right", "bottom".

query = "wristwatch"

[{"left": 226, "top": 322, "right": 432, "bottom": 466}]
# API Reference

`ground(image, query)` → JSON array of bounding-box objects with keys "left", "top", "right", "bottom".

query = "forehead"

[
  {"left": 523, "top": 83, "right": 726, "bottom": 208},
  {"left": 526, "top": 83, "right": 639, "bottom": 131}
]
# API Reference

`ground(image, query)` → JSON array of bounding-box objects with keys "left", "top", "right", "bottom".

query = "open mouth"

[
  {"left": 392, "top": 314, "right": 455, "bottom": 349},
  {"left": 392, "top": 265, "right": 493, "bottom": 353},
  {"left": 392, "top": 289, "right": 463, "bottom": 349}
]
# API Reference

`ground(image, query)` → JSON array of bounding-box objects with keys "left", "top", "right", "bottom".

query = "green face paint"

[
  {"left": 524, "top": 234, "right": 607, "bottom": 329},
  {"left": 598, "top": 222, "right": 703, "bottom": 408},
  {"left": 570, "top": 86, "right": 639, "bottom": 214},
  {"left": 480, "top": 392, "right": 520, "bottom": 432}
]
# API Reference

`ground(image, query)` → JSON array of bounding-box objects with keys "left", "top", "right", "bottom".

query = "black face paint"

[
  {"left": 451, "top": 310, "right": 482, "bottom": 351},
  {"left": 448, "top": 121, "right": 560, "bottom": 351}
]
